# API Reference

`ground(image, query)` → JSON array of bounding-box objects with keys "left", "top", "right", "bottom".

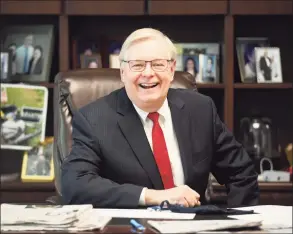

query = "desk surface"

[{"left": 2, "top": 216, "right": 268, "bottom": 234}]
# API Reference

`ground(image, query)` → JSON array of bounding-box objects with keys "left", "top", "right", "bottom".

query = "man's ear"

[{"left": 120, "top": 64, "right": 125, "bottom": 83}]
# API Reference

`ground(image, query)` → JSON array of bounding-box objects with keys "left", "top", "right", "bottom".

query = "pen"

[{"left": 130, "top": 219, "right": 146, "bottom": 231}]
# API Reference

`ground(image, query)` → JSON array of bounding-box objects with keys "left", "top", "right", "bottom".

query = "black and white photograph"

[
  {"left": 21, "top": 137, "right": 54, "bottom": 182},
  {"left": 1, "top": 25, "right": 54, "bottom": 82},
  {"left": 1, "top": 51, "right": 12, "bottom": 82},
  {"left": 255, "top": 47, "right": 283, "bottom": 83},
  {"left": 0, "top": 84, "right": 48, "bottom": 150},
  {"left": 236, "top": 37, "right": 269, "bottom": 83},
  {"left": 80, "top": 54, "right": 102, "bottom": 69}
]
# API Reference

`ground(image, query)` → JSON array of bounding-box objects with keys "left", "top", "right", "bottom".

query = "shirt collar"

[{"left": 133, "top": 98, "right": 169, "bottom": 124}]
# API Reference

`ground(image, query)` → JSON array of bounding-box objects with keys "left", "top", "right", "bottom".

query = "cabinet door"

[
  {"left": 65, "top": 0, "right": 144, "bottom": 15},
  {"left": 0, "top": 0, "right": 62, "bottom": 15},
  {"left": 230, "top": 0, "right": 293, "bottom": 15},
  {"left": 148, "top": 0, "right": 227, "bottom": 15}
]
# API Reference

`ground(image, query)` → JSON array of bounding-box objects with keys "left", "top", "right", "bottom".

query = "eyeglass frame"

[{"left": 121, "top": 59, "right": 174, "bottom": 72}]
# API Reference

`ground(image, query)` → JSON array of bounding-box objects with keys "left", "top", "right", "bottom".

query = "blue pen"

[{"left": 130, "top": 219, "right": 146, "bottom": 231}]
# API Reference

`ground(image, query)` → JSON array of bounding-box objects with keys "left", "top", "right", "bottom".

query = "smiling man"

[{"left": 61, "top": 28, "right": 259, "bottom": 208}]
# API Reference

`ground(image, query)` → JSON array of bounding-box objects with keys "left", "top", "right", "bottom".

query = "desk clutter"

[
  {"left": 1, "top": 203, "right": 292, "bottom": 233},
  {"left": 0, "top": 204, "right": 111, "bottom": 232}
]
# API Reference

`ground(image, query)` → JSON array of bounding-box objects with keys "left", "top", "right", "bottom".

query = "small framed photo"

[
  {"left": 1, "top": 25, "right": 54, "bottom": 82},
  {"left": 1, "top": 50, "right": 13, "bottom": 82},
  {"left": 21, "top": 137, "right": 54, "bottom": 182},
  {"left": 199, "top": 54, "right": 218, "bottom": 83},
  {"left": 182, "top": 53, "right": 200, "bottom": 83},
  {"left": 0, "top": 83, "right": 48, "bottom": 150},
  {"left": 236, "top": 37, "right": 269, "bottom": 83},
  {"left": 80, "top": 54, "right": 102, "bottom": 69},
  {"left": 255, "top": 47, "right": 283, "bottom": 83}
]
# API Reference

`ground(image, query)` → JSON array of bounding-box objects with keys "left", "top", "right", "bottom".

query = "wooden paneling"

[
  {"left": 0, "top": 0, "right": 62, "bottom": 15},
  {"left": 148, "top": 0, "right": 227, "bottom": 15},
  {"left": 230, "top": 0, "right": 293, "bottom": 15},
  {"left": 65, "top": 0, "right": 144, "bottom": 15}
]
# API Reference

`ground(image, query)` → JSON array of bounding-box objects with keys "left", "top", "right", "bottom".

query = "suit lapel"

[
  {"left": 116, "top": 88, "right": 164, "bottom": 189},
  {"left": 168, "top": 89, "right": 193, "bottom": 184}
]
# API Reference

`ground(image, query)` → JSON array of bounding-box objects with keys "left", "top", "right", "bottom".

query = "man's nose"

[{"left": 142, "top": 62, "right": 154, "bottom": 76}]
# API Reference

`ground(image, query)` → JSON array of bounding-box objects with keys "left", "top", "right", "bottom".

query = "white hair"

[{"left": 119, "top": 28, "right": 177, "bottom": 62}]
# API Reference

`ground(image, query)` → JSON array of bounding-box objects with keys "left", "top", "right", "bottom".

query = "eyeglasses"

[{"left": 122, "top": 59, "right": 173, "bottom": 72}]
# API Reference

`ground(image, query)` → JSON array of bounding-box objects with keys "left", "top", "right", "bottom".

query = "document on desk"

[
  {"left": 147, "top": 219, "right": 262, "bottom": 233},
  {"left": 93, "top": 208, "right": 195, "bottom": 219},
  {"left": 230, "top": 205, "right": 292, "bottom": 232}
]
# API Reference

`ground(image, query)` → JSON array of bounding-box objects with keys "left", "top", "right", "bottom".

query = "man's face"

[
  {"left": 24, "top": 35, "right": 33, "bottom": 46},
  {"left": 120, "top": 38, "right": 176, "bottom": 110}
]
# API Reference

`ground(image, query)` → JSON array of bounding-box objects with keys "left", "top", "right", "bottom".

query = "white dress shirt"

[{"left": 132, "top": 98, "right": 185, "bottom": 205}]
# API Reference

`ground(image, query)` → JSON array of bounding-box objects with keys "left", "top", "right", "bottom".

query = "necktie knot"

[{"left": 148, "top": 112, "right": 159, "bottom": 123}]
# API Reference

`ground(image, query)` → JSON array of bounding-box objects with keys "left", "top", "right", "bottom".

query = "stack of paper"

[
  {"left": 1, "top": 204, "right": 112, "bottom": 231},
  {"left": 147, "top": 219, "right": 262, "bottom": 233}
]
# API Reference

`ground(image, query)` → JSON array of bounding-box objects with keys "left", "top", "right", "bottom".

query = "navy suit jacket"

[{"left": 61, "top": 87, "right": 259, "bottom": 208}]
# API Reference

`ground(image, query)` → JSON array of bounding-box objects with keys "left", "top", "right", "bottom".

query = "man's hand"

[{"left": 145, "top": 185, "right": 201, "bottom": 207}]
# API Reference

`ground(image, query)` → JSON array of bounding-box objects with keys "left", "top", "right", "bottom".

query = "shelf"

[
  {"left": 0, "top": 0, "right": 62, "bottom": 15},
  {"left": 65, "top": 0, "right": 144, "bottom": 15},
  {"left": 212, "top": 182, "right": 293, "bottom": 192},
  {"left": 234, "top": 83, "right": 293, "bottom": 89},
  {"left": 230, "top": 0, "right": 293, "bottom": 15},
  {"left": 197, "top": 84, "right": 225, "bottom": 89},
  {"left": 148, "top": 0, "right": 227, "bottom": 15},
  {"left": 1, "top": 181, "right": 55, "bottom": 192}
]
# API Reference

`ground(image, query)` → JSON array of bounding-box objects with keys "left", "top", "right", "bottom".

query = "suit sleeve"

[
  {"left": 61, "top": 110, "right": 144, "bottom": 208},
  {"left": 209, "top": 99, "right": 259, "bottom": 207}
]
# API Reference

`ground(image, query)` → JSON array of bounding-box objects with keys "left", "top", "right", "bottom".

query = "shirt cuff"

[{"left": 138, "top": 187, "right": 147, "bottom": 206}]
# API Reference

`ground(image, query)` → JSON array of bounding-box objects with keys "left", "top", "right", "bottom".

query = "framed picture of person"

[
  {"left": 0, "top": 50, "right": 13, "bottom": 83},
  {"left": 182, "top": 52, "right": 200, "bottom": 84},
  {"left": 0, "top": 83, "right": 48, "bottom": 150},
  {"left": 80, "top": 54, "right": 102, "bottom": 69},
  {"left": 1, "top": 25, "right": 54, "bottom": 82},
  {"left": 236, "top": 37, "right": 269, "bottom": 83},
  {"left": 255, "top": 47, "right": 283, "bottom": 83},
  {"left": 21, "top": 137, "right": 54, "bottom": 182},
  {"left": 199, "top": 54, "right": 218, "bottom": 83}
]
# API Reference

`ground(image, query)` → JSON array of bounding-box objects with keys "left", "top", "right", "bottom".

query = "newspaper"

[{"left": 1, "top": 203, "right": 112, "bottom": 231}]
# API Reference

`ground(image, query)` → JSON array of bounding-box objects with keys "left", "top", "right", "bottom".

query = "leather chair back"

[{"left": 53, "top": 68, "right": 196, "bottom": 196}]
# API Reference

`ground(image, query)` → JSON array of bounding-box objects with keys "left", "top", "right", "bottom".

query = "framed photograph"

[
  {"left": 1, "top": 50, "right": 13, "bottom": 82},
  {"left": 21, "top": 137, "right": 54, "bottom": 182},
  {"left": 199, "top": 54, "right": 218, "bottom": 83},
  {"left": 1, "top": 25, "right": 54, "bottom": 82},
  {"left": 236, "top": 37, "right": 269, "bottom": 83},
  {"left": 0, "top": 83, "right": 48, "bottom": 150},
  {"left": 182, "top": 51, "right": 200, "bottom": 83},
  {"left": 80, "top": 54, "right": 102, "bottom": 69},
  {"left": 255, "top": 47, "right": 283, "bottom": 83}
]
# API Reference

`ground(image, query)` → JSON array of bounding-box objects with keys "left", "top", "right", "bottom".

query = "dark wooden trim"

[
  {"left": 212, "top": 182, "right": 293, "bottom": 191},
  {"left": 234, "top": 83, "right": 293, "bottom": 89},
  {"left": 224, "top": 15, "right": 234, "bottom": 131},
  {"left": 197, "top": 84, "right": 225, "bottom": 89},
  {"left": 1, "top": 182, "right": 55, "bottom": 191},
  {"left": 0, "top": 0, "right": 62, "bottom": 15},
  {"left": 148, "top": 0, "right": 227, "bottom": 15},
  {"left": 59, "top": 15, "right": 69, "bottom": 72},
  {"left": 65, "top": 0, "right": 144, "bottom": 15},
  {"left": 230, "top": 0, "right": 293, "bottom": 15}
]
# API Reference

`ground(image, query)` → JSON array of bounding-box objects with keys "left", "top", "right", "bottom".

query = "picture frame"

[
  {"left": 255, "top": 47, "right": 283, "bottom": 83},
  {"left": 199, "top": 54, "right": 218, "bottom": 83},
  {"left": 1, "top": 25, "right": 54, "bottom": 82},
  {"left": 21, "top": 137, "right": 54, "bottom": 182},
  {"left": 182, "top": 51, "right": 200, "bottom": 84},
  {"left": 0, "top": 83, "right": 48, "bottom": 150},
  {"left": 80, "top": 53, "right": 102, "bottom": 69},
  {"left": 0, "top": 50, "right": 13, "bottom": 83},
  {"left": 236, "top": 37, "right": 269, "bottom": 83}
]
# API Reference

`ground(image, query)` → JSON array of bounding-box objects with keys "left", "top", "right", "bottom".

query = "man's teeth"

[{"left": 139, "top": 83, "right": 158, "bottom": 89}]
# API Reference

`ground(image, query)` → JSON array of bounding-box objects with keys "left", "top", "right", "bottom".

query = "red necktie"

[{"left": 148, "top": 112, "right": 175, "bottom": 189}]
